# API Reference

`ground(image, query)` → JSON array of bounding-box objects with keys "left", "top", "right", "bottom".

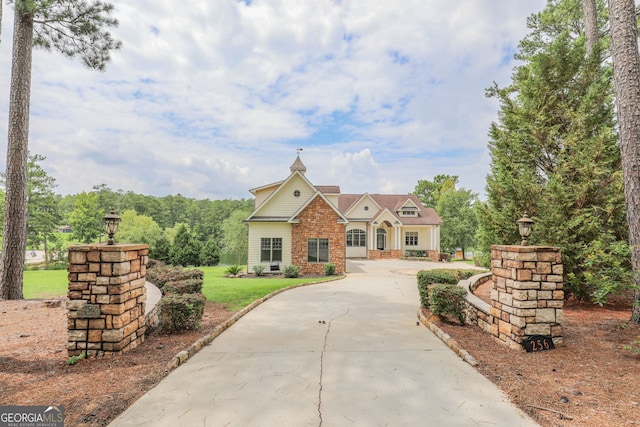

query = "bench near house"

[{"left": 245, "top": 156, "right": 442, "bottom": 275}]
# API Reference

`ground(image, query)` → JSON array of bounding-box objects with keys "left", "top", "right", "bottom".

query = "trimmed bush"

[
  {"left": 428, "top": 284, "right": 467, "bottom": 324},
  {"left": 162, "top": 278, "right": 203, "bottom": 295},
  {"left": 146, "top": 265, "right": 203, "bottom": 291},
  {"left": 324, "top": 263, "right": 336, "bottom": 276},
  {"left": 416, "top": 269, "right": 480, "bottom": 308},
  {"left": 252, "top": 264, "right": 265, "bottom": 276},
  {"left": 282, "top": 264, "right": 300, "bottom": 278},
  {"left": 158, "top": 293, "right": 206, "bottom": 333}
]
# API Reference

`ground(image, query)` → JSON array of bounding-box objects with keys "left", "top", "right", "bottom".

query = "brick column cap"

[
  {"left": 490, "top": 245, "right": 560, "bottom": 252},
  {"left": 68, "top": 243, "right": 149, "bottom": 252}
]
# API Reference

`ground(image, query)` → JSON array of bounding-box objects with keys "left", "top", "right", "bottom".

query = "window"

[
  {"left": 346, "top": 229, "right": 366, "bottom": 247},
  {"left": 308, "top": 238, "right": 329, "bottom": 263},
  {"left": 405, "top": 231, "right": 418, "bottom": 246},
  {"left": 261, "top": 238, "right": 282, "bottom": 262},
  {"left": 400, "top": 210, "right": 417, "bottom": 216}
]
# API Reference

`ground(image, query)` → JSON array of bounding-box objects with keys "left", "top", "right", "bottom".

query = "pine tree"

[
  {"left": 607, "top": 0, "right": 640, "bottom": 322},
  {"left": 478, "top": 0, "right": 628, "bottom": 300},
  {"left": 0, "top": 1, "right": 121, "bottom": 299}
]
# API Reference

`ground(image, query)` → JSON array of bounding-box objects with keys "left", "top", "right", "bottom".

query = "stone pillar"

[
  {"left": 490, "top": 245, "right": 564, "bottom": 350},
  {"left": 67, "top": 244, "right": 149, "bottom": 357}
]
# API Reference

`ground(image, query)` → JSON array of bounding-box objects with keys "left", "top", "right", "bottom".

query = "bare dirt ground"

[{"left": 1, "top": 286, "right": 639, "bottom": 426}]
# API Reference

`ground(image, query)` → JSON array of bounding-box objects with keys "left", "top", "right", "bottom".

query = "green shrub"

[
  {"left": 428, "top": 284, "right": 467, "bottom": 324},
  {"left": 146, "top": 265, "right": 204, "bottom": 290},
  {"left": 405, "top": 250, "right": 427, "bottom": 257},
  {"left": 158, "top": 293, "right": 206, "bottom": 333},
  {"left": 252, "top": 264, "right": 265, "bottom": 276},
  {"left": 225, "top": 265, "right": 244, "bottom": 276},
  {"left": 162, "top": 278, "right": 203, "bottom": 295},
  {"left": 416, "top": 269, "right": 479, "bottom": 308},
  {"left": 417, "top": 270, "right": 458, "bottom": 286},
  {"left": 282, "top": 264, "right": 300, "bottom": 278},
  {"left": 324, "top": 263, "right": 336, "bottom": 276}
]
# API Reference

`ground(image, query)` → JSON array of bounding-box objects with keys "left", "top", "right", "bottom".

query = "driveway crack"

[{"left": 318, "top": 308, "right": 350, "bottom": 427}]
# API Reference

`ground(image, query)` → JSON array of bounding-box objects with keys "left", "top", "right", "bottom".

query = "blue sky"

[{"left": 0, "top": 0, "right": 546, "bottom": 200}]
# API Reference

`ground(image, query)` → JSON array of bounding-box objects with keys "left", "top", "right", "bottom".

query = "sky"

[{"left": 0, "top": 0, "right": 547, "bottom": 201}]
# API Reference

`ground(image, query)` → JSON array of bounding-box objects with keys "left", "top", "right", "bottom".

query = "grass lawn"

[
  {"left": 22, "top": 266, "right": 338, "bottom": 311},
  {"left": 199, "top": 266, "right": 337, "bottom": 311}
]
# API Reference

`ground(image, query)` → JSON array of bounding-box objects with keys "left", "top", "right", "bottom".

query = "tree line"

[{"left": 1, "top": 153, "right": 253, "bottom": 270}]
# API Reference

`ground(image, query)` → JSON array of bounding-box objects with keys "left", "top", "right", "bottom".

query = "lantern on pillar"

[
  {"left": 516, "top": 213, "right": 534, "bottom": 246},
  {"left": 104, "top": 208, "right": 121, "bottom": 245}
]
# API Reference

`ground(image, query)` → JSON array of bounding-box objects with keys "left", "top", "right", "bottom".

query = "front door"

[{"left": 376, "top": 228, "right": 387, "bottom": 250}]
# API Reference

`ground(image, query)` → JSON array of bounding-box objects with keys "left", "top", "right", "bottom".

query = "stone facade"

[
  {"left": 67, "top": 244, "right": 149, "bottom": 357},
  {"left": 489, "top": 245, "right": 564, "bottom": 350},
  {"left": 291, "top": 196, "right": 346, "bottom": 275}
]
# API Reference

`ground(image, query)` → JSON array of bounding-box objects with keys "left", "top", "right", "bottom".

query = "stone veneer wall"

[
  {"left": 489, "top": 245, "right": 564, "bottom": 350},
  {"left": 67, "top": 244, "right": 149, "bottom": 357},
  {"left": 291, "top": 196, "right": 346, "bottom": 275}
]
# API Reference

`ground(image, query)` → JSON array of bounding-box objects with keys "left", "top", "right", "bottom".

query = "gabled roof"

[
  {"left": 246, "top": 170, "right": 316, "bottom": 221},
  {"left": 316, "top": 185, "right": 341, "bottom": 194},
  {"left": 341, "top": 193, "right": 382, "bottom": 218},
  {"left": 339, "top": 193, "right": 442, "bottom": 226},
  {"left": 289, "top": 192, "right": 348, "bottom": 224},
  {"left": 248, "top": 180, "right": 284, "bottom": 196},
  {"left": 246, "top": 170, "right": 347, "bottom": 224}
]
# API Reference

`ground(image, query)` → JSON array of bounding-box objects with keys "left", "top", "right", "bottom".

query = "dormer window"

[{"left": 400, "top": 210, "right": 417, "bottom": 217}]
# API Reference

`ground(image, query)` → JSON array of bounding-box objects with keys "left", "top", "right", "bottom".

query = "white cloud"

[{"left": 0, "top": 0, "right": 546, "bottom": 200}]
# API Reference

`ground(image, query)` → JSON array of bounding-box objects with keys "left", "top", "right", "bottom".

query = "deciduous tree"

[
  {"left": 0, "top": 0, "right": 121, "bottom": 299},
  {"left": 221, "top": 210, "right": 251, "bottom": 265},
  {"left": 413, "top": 175, "right": 458, "bottom": 209},
  {"left": 436, "top": 187, "right": 478, "bottom": 259},
  {"left": 69, "top": 192, "right": 103, "bottom": 244}
]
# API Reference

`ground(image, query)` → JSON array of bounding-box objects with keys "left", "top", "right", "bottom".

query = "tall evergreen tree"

[
  {"left": 478, "top": 0, "right": 628, "bottom": 300},
  {"left": 0, "top": 0, "right": 121, "bottom": 299},
  {"left": 25, "top": 154, "right": 62, "bottom": 268},
  {"left": 607, "top": 0, "right": 640, "bottom": 322}
]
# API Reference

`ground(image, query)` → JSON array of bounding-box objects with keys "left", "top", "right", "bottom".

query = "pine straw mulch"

[
  {"left": 425, "top": 282, "right": 640, "bottom": 427},
  {"left": 2, "top": 289, "right": 640, "bottom": 427},
  {"left": 0, "top": 300, "right": 234, "bottom": 427}
]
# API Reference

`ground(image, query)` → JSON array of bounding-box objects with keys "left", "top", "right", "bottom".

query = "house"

[{"left": 245, "top": 156, "right": 442, "bottom": 275}]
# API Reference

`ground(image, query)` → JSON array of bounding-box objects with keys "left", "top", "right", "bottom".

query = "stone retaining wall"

[{"left": 67, "top": 244, "right": 149, "bottom": 357}]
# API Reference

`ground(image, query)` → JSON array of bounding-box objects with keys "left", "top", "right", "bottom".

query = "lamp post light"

[
  {"left": 516, "top": 213, "right": 534, "bottom": 246},
  {"left": 104, "top": 208, "right": 121, "bottom": 245}
]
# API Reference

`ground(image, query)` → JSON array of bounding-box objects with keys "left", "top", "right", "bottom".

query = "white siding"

[
  {"left": 257, "top": 174, "right": 315, "bottom": 217},
  {"left": 247, "top": 223, "right": 292, "bottom": 272},
  {"left": 253, "top": 187, "right": 277, "bottom": 208},
  {"left": 324, "top": 193, "right": 340, "bottom": 209},
  {"left": 401, "top": 227, "right": 431, "bottom": 252},
  {"left": 346, "top": 222, "right": 368, "bottom": 258},
  {"left": 346, "top": 195, "right": 377, "bottom": 219}
]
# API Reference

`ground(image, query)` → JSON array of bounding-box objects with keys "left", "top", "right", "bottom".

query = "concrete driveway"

[{"left": 109, "top": 259, "right": 537, "bottom": 427}]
